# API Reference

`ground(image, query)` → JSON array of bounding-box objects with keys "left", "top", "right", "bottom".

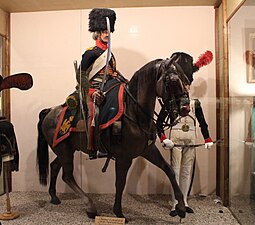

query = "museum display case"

[
  {"left": 2, "top": 0, "right": 255, "bottom": 224},
  {"left": 0, "top": 36, "right": 2, "bottom": 117},
  {"left": 228, "top": 0, "right": 255, "bottom": 223}
]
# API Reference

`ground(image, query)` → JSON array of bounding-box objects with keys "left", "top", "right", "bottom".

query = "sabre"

[
  {"left": 100, "top": 17, "right": 111, "bottom": 92},
  {"left": 92, "top": 17, "right": 112, "bottom": 153},
  {"left": 173, "top": 138, "right": 224, "bottom": 148}
]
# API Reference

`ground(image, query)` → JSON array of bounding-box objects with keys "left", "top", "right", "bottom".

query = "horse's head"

[
  {"left": 156, "top": 50, "right": 213, "bottom": 120},
  {"left": 156, "top": 56, "right": 191, "bottom": 119}
]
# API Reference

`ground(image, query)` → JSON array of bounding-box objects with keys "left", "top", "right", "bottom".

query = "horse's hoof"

[
  {"left": 118, "top": 216, "right": 128, "bottom": 223},
  {"left": 114, "top": 212, "right": 128, "bottom": 223},
  {"left": 175, "top": 204, "right": 186, "bottom": 218},
  {"left": 186, "top": 206, "right": 194, "bottom": 213},
  {"left": 169, "top": 210, "right": 178, "bottom": 217},
  {"left": 86, "top": 210, "right": 98, "bottom": 219},
  {"left": 50, "top": 198, "right": 61, "bottom": 205}
]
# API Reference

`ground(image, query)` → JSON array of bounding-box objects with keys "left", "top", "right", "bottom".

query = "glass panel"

[
  {"left": 0, "top": 36, "right": 2, "bottom": 117},
  {"left": 228, "top": 0, "right": 255, "bottom": 223}
]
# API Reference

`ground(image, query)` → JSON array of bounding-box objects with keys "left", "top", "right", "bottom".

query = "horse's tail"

[{"left": 37, "top": 108, "right": 51, "bottom": 186}]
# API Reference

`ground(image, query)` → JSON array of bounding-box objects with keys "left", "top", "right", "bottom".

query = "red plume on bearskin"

[{"left": 195, "top": 50, "right": 213, "bottom": 69}]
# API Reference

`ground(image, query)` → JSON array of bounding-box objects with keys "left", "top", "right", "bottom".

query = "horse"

[{"left": 36, "top": 54, "right": 192, "bottom": 222}]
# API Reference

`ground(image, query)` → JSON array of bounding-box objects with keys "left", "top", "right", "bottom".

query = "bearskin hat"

[
  {"left": 88, "top": 8, "right": 116, "bottom": 33},
  {"left": 171, "top": 52, "right": 194, "bottom": 85},
  {"left": 171, "top": 50, "right": 213, "bottom": 85}
]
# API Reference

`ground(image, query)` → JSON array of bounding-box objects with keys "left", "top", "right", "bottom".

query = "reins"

[
  {"left": 121, "top": 60, "right": 169, "bottom": 127},
  {"left": 123, "top": 84, "right": 160, "bottom": 124},
  {"left": 122, "top": 58, "right": 189, "bottom": 133}
]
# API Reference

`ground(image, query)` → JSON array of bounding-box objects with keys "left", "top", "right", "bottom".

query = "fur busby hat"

[
  {"left": 171, "top": 52, "right": 194, "bottom": 85},
  {"left": 88, "top": 8, "right": 116, "bottom": 33},
  {"left": 171, "top": 50, "right": 213, "bottom": 84}
]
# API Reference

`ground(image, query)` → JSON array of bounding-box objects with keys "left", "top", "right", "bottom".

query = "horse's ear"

[
  {"left": 156, "top": 75, "right": 165, "bottom": 97},
  {"left": 165, "top": 55, "right": 178, "bottom": 68}
]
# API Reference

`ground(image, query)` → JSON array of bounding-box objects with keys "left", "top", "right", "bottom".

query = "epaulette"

[{"left": 86, "top": 46, "right": 96, "bottom": 51}]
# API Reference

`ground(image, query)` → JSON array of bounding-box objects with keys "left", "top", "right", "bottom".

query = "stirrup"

[
  {"left": 97, "top": 151, "right": 109, "bottom": 158},
  {"left": 88, "top": 151, "right": 97, "bottom": 160}
]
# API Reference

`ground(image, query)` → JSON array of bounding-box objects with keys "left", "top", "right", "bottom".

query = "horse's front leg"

[
  {"left": 49, "top": 157, "right": 62, "bottom": 204},
  {"left": 142, "top": 144, "right": 186, "bottom": 218},
  {"left": 114, "top": 157, "right": 132, "bottom": 222}
]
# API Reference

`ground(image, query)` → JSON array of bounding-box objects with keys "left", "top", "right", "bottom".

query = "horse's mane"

[{"left": 128, "top": 59, "right": 162, "bottom": 99}]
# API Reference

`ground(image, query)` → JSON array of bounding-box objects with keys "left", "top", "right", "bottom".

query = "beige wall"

[{"left": 10, "top": 7, "right": 216, "bottom": 195}]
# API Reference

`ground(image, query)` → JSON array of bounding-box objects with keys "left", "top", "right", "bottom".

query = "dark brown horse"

[{"left": 37, "top": 55, "right": 191, "bottom": 222}]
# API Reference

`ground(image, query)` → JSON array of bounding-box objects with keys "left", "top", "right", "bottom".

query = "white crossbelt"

[{"left": 88, "top": 50, "right": 111, "bottom": 81}]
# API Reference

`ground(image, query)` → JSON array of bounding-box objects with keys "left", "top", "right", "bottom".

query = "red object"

[
  {"left": 160, "top": 133, "right": 166, "bottom": 142},
  {"left": 88, "top": 88, "right": 96, "bottom": 97},
  {"left": 96, "top": 39, "right": 108, "bottom": 50},
  {"left": 0, "top": 73, "right": 33, "bottom": 91},
  {"left": 205, "top": 137, "right": 213, "bottom": 143},
  {"left": 195, "top": 50, "right": 213, "bottom": 69}
]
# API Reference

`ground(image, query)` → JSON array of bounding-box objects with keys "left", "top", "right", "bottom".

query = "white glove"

[
  {"left": 92, "top": 90, "right": 105, "bottom": 105},
  {"left": 162, "top": 138, "right": 174, "bottom": 150},
  {"left": 205, "top": 141, "right": 213, "bottom": 149}
]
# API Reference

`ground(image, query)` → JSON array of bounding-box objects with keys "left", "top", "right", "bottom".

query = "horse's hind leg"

[
  {"left": 114, "top": 157, "right": 132, "bottom": 222},
  {"left": 142, "top": 145, "right": 186, "bottom": 218},
  {"left": 49, "top": 157, "right": 62, "bottom": 204},
  {"left": 61, "top": 155, "right": 97, "bottom": 218}
]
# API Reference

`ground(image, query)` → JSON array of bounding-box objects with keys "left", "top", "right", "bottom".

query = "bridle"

[
  {"left": 157, "top": 56, "right": 191, "bottom": 129},
  {"left": 123, "top": 56, "right": 190, "bottom": 129}
]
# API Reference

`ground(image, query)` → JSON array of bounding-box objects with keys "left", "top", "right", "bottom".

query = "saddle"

[{"left": 52, "top": 78, "right": 126, "bottom": 150}]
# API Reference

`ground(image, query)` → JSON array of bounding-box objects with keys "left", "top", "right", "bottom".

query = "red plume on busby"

[
  {"left": 193, "top": 50, "right": 213, "bottom": 72},
  {"left": 88, "top": 8, "right": 116, "bottom": 33}
]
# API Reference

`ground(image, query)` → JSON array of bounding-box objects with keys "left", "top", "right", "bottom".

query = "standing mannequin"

[
  {"left": 168, "top": 98, "right": 213, "bottom": 216},
  {"left": 156, "top": 51, "right": 214, "bottom": 216}
]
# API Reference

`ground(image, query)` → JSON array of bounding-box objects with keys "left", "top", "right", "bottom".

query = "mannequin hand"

[
  {"left": 162, "top": 138, "right": 174, "bottom": 150},
  {"left": 92, "top": 90, "right": 105, "bottom": 105},
  {"left": 205, "top": 138, "right": 213, "bottom": 149}
]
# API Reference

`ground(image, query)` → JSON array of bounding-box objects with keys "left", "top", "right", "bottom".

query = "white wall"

[{"left": 10, "top": 7, "right": 216, "bottom": 195}]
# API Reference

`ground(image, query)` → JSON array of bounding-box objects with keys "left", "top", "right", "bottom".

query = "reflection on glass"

[
  {"left": 228, "top": 0, "right": 255, "bottom": 224},
  {"left": 0, "top": 36, "right": 2, "bottom": 117}
]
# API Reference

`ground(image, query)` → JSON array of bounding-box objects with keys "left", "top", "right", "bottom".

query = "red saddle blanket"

[{"left": 52, "top": 80, "right": 125, "bottom": 148}]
